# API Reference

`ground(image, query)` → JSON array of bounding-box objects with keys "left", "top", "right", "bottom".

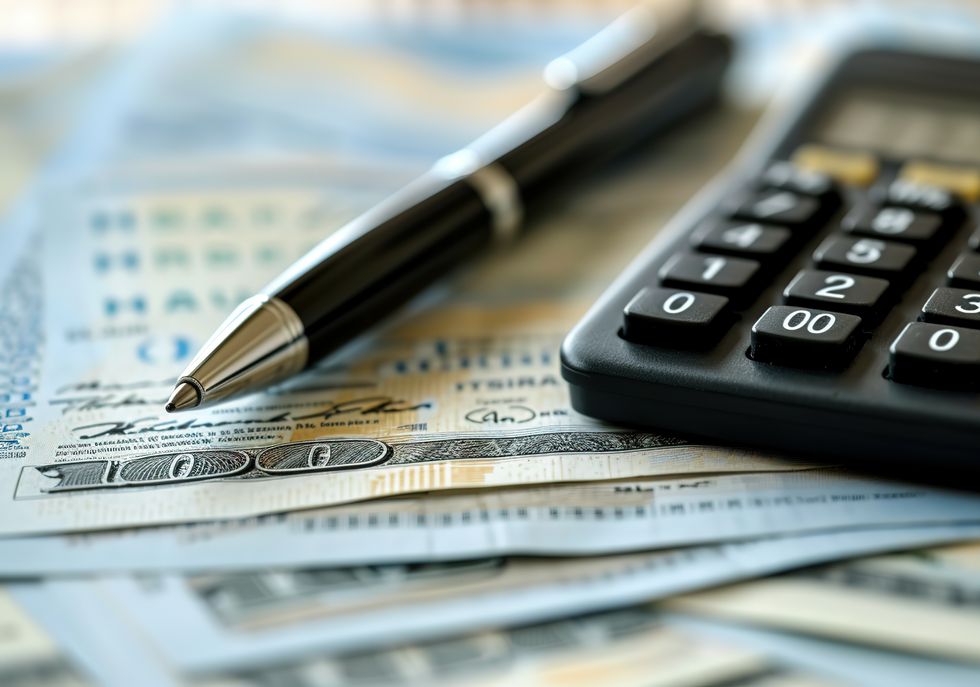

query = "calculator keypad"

[{"left": 622, "top": 143, "right": 978, "bottom": 389}]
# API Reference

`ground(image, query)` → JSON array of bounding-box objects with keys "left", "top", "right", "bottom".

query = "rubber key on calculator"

[
  {"left": 623, "top": 287, "right": 729, "bottom": 347},
  {"left": 947, "top": 253, "right": 980, "bottom": 288},
  {"left": 889, "top": 322, "right": 980, "bottom": 389},
  {"left": 813, "top": 236, "right": 917, "bottom": 279},
  {"left": 920, "top": 288, "right": 980, "bottom": 328},
  {"left": 750, "top": 305, "right": 863, "bottom": 369},
  {"left": 783, "top": 270, "right": 890, "bottom": 318},
  {"left": 694, "top": 221, "right": 792, "bottom": 259},
  {"left": 843, "top": 206, "right": 943, "bottom": 245},
  {"left": 731, "top": 189, "right": 822, "bottom": 228},
  {"left": 659, "top": 253, "right": 760, "bottom": 297}
]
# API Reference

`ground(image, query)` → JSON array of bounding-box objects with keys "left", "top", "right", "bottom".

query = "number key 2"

[
  {"left": 890, "top": 322, "right": 980, "bottom": 389},
  {"left": 783, "top": 269, "right": 889, "bottom": 319},
  {"left": 750, "top": 305, "right": 862, "bottom": 369}
]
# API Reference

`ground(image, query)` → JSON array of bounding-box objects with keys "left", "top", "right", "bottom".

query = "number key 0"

[
  {"left": 890, "top": 322, "right": 980, "bottom": 389},
  {"left": 623, "top": 287, "right": 729, "bottom": 347},
  {"left": 750, "top": 305, "right": 862, "bottom": 369}
]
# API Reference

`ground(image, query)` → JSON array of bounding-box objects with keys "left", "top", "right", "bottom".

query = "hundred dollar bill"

[
  {"left": 0, "top": 103, "right": 779, "bottom": 536},
  {"left": 32, "top": 522, "right": 980, "bottom": 674},
  {"left": 5, "top": 469, "right": 980, "bottom": 575},
  {"left": 665, "top": 541, "right": 980, "bottom": 664}
]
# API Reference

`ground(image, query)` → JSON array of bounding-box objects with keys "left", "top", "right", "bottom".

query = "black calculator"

[{"left": 561, "top": 48, "right": 980, "bottom": 470}]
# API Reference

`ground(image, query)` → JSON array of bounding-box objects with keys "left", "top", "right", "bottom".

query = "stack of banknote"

[{"left": 1, "top": 4, "right": 980, "bottom": 686}]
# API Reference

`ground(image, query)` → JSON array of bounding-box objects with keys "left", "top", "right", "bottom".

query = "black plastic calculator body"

[{"left": 561, "top": 48, "right": 980, "bottom": 470}]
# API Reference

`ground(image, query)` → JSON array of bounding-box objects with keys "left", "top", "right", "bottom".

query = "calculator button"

[
  {"left": 948, "top": 253, "right": 980, "bottom": 288},
  {"left": 760, "top": 161, "right": 839, "bottom": 203},
  {"left": 731, "top": 190, "right": 822, "bottom": 228},
  {"left": 659, "top": 253, "right": 761, "bottom": 297},
  {"left": 920, "top": 288, "right": 980, "bottom": 329},
  {"left": 623, "top": 287, "right": 729, "bottom": 347},
  {"left": 791, "top": 145, "right": 878, "bottom": 187},
  {"left": 889, "top": 322, "right": 980, "bottom": 389},
  {"left": 813, "top": 236, "right": 916, "bottom": 279},
  {"left": 693, "top": 221, "right": 792, "bottom": 259},
  {"left": 750, "top": 306, "right": 862, "bottom": 369},
  {"left": 782, "top": 269, "right": 889, "bottom": 318},
  {"left": 969, "top": 227, "right": 980, "bottom": 252},
  {"left": 900, "top": 161, "right": 980, "bottom": 203},
  {"left": 885, "top": 179, "right": 963, "bottom": 219},
  {"left": 843, "top": 205, "right": 943, "bottom": 245}
]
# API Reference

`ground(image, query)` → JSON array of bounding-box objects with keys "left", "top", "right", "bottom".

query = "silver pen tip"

[{"left": 165, "top": 381, "right": 201, "bottom": 413}]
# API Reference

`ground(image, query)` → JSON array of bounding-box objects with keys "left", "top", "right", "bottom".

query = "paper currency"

[
  {"left": 665, "top": 541, "right": 980, "bottom": 664},
  {"left": 668, "top": 614, "right": 980, "bottom": 687},
  {"left": 6, "top": 469, "right": 980, "bottom": 575},
  {"left": 0, "top": 588, "right": 92, "bottom": 687},
  {"left": 31, "top": 522, "right": 980, "bottom": 674},
  {"left": 202, "top": 607, "right": 837, "bottom": 687},
  {"left": 0, "top": 100, "right": 772, "bottom": 537}
]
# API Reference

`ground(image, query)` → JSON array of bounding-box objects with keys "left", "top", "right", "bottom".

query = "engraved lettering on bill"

[{"left": 21, "top": 431, "right": 682, "bottom": 495}]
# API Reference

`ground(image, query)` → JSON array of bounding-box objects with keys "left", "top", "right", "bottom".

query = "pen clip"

[{"left": 543, "top": 0, "right": 700, "bottom": 97}]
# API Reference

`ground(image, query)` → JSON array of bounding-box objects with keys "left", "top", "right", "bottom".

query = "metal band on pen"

[{"left": 433, "top": 149, "right": 524, "bottom": 243}]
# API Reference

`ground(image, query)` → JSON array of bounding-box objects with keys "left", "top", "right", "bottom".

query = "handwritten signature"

[{"left": 71, "top": 396, "right": 433, "bottom": 438}]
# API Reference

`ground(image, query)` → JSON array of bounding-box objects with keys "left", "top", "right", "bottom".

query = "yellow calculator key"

[
  {"left": 791, "top": 145, "right": 878, "bottom": 187},
  {"left": 900, "top": 161, "right": 980, "bottom": 202}
]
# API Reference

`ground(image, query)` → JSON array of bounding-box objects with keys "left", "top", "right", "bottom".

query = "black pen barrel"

[{"left": 269, "top": 174, "right": 492, "bottom": 360}]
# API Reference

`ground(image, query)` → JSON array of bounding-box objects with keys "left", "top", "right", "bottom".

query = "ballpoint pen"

[{"left": 165, "top": 3, "right": 732, "bottom": 412}]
